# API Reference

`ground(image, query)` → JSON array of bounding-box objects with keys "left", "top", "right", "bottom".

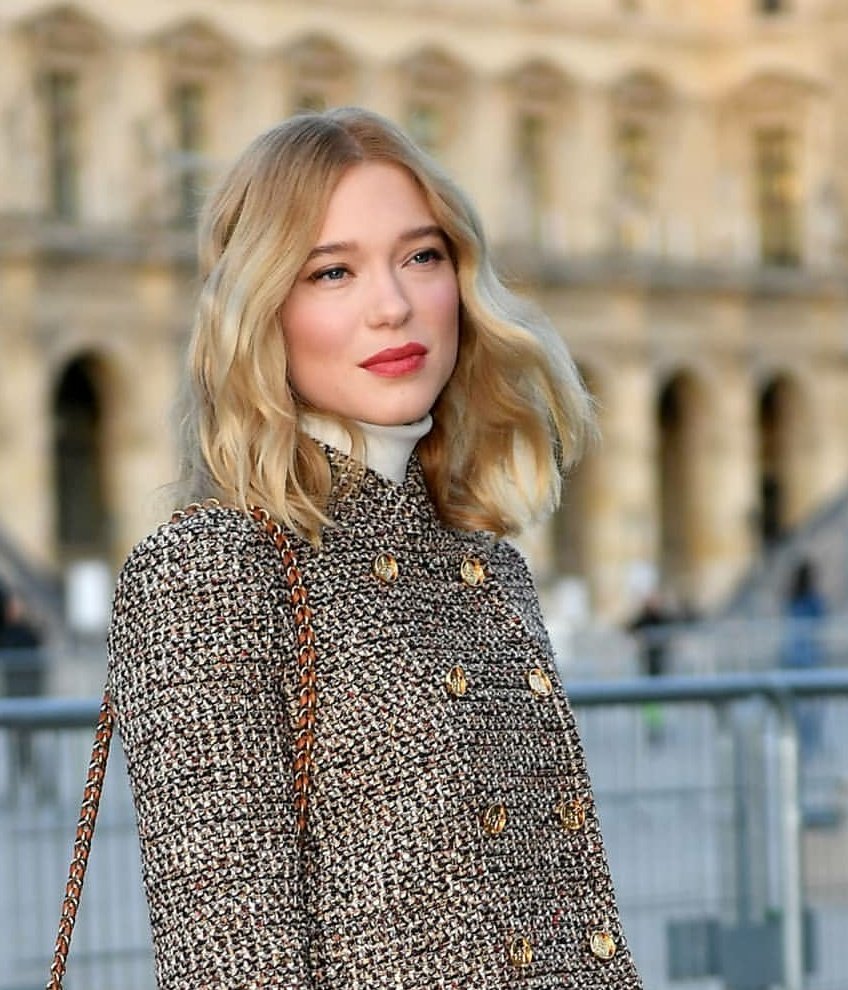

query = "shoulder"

[
  {"left": 118, "top": 505, "right": 283, "bottom": 583},
  {"left": 488, "top": 536, "right": 537, "bottom": 592},
  {"left": 107, "top": 506, "right": 302, "bottom": 684},
  {"left": 111, "top": 505, "right": 301, "bottom": 630}
]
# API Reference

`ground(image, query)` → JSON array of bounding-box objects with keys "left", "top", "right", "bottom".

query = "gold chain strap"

[
  {"left": 47, "top": 501, "right": 317, "bottom": 989},
  {"left": 46, "top": 696, "right": 114, "bottom": 990},
  {"left": 242, "top": 503, "right": 318, "bottom": 839}
]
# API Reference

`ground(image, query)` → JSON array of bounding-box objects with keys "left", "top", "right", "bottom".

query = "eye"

[
  {"left": 309, "top": 265, "right": 349, "bottom": 283},
  {"left": 409, "top": 247, "right": 444, "bottom": 266}
]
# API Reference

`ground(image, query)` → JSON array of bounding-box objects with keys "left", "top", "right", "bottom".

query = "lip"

[{"left": 359, "top": 342, "right": 428, "bottom": 377}]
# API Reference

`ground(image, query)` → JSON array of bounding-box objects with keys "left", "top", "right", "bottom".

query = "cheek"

[
  {"left": 431, "top": 276, "right": 460, "bottom": 341},
  {"left": 282, "top": 298, "right": 343, "bottom": 375}
]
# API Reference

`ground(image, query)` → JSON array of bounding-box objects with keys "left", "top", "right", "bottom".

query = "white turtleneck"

[{"left": 300, "top": 413, "right": 432, "bottom": 484}]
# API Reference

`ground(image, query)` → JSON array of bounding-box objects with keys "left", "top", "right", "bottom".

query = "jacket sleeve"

[{"left": 106, "top": 510, "right": 314, "bottom": 990}]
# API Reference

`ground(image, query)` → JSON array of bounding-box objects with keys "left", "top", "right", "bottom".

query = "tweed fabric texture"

[{"left": 107, "top": 452, "right": 643, "bottom": 990}]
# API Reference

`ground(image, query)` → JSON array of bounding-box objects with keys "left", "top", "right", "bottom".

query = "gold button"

[
  {"left": 372, "top": 552, "right": 398, "bottom": 583},
  {"left": 445, "top": 665, "right": 468, "bottom": 698},
  {"left": 481, "top": 802, "right": 508, "bottom": 836},
  {"left": 527, "top": 667, "right": 553, "bottom": 697},
  {"left": 460, "top": 556, "right": 486, "bottom": 587},
  {"left": 556, "top": 798, "right": 586, "bottom": 832},
  {"left": 589, "top": 930, "right": 616, "bottom": 961},
  {"left": 508, "top": 935, "right": 533, "bottom": 968}
]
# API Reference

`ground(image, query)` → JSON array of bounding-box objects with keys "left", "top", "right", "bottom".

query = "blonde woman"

[{"left": 108, "top": 107, "right": 643, "bottom": 990}]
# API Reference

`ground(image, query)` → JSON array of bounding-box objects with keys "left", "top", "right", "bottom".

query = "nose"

[{"left": 365, "top": 268, "right": 412, "bottom": 330}]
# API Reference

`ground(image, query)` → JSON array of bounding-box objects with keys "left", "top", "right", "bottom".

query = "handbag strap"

[
  {"left": 46, "top": 696, "right": 113, "bottom": 990},
  {"left": 46, "top": 502, "right": 317, "bottom": 990}
]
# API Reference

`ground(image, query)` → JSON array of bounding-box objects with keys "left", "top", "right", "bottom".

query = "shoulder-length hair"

[{"left": 178, "top": 106, "right": 593, "bottom": 541}]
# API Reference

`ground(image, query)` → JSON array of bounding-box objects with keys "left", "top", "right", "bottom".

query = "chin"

[{"left": 362, "top": 401, "right": 433, "bottom": 427}]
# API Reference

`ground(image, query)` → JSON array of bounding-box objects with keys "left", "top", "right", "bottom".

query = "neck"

[{"left": 300, "top": 413, "right": 432, "bottom": 484}]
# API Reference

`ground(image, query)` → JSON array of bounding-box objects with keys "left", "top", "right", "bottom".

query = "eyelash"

[{"left": 308, "top": 246, "right": 446, "bottom": 283}]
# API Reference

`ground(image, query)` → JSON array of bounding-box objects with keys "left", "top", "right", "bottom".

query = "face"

[{"left": 280, "top": 161, "right": 460, "bottom": 426}]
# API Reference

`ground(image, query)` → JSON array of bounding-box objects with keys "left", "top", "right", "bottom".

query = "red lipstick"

[{"left": 359, "top": 342, "right": 427, "bottom": 377}]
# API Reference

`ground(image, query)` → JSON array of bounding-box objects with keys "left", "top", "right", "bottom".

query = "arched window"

[
  {"left": 657, "top": 373, "right": 709, "bottom": 597},
  {"left": 755, "top": 126, "right": 800, "bottom": 266},
  {"left": 399, "top": 49, "right": 468, "bottom": 159},
  {"left": 52, "top": 356, "right": 109, "bottom": 560},
  {"left": 285, "top": 36, "right": 355, "bottom": 114},
  {"left": 157, "top": 19, "right": 235, "bottom": 226},
  {"left": 615, "top": 121, "right": 653, "bottom": 235},
  {"left": 719, "top": 73, "right": 818, "bottom": 268},
  {"left": 758, "top": 375, "right": 811, "bottom": 543},
  {"left": 611, "top": 72, "right": 670, "bottom": 254},
  {"left": 43, "top": 69, "right": 79, "bottom": 219},
  {"left": 171, "top": 80, "right": 207, "bottom": 226},
  {"left": 506, "top": 60, "right": 570, "bottom": 250},
  {"left": 23, "top": 6, "right": 108, "bottom": 221}
]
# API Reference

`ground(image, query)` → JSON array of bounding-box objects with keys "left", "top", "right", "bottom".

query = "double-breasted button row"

[
  {"left": 371, "top": 552, "right": 487, "bottom": 586},
  {"left": 508, "top": 930, "right": 616, "bottom": 968},
  {"left": 479, "top": 798, "right": 587, "bottom": 836},
  {"left": 442, "top": 664, "right": 555, "bottom": 700}
]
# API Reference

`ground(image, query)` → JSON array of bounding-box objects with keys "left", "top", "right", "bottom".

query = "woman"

[{"left": 108, "top": 107, "right": 643, "bottom": 989}]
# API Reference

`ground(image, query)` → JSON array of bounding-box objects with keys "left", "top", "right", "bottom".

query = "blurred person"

[
  {"left": 107, "top": 108, "right": 643, "bottom": 989},
  {"left": 782, "top": 559, "right": 827, "bottom": 759},
  {"left": 0, "top": 581, "right": 48, "bottom": 801},
  {"left": 628, "top": 591, "right": 675, "bottom": 744}
]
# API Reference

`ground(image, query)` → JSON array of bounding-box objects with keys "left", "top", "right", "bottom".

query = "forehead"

[{"left": 317, "top": 161, "right": 436, "bottom": 236}]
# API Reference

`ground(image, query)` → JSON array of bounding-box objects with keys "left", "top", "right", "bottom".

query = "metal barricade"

[{"left": 1, "top": 671, "right": 847, "bottom": 990}]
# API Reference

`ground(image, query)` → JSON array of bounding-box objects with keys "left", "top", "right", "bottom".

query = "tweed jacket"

[{"left": 107, "top": 452, "right": 643, "bottom": 990}]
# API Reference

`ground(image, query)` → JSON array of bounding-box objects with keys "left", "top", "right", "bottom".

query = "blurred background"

[{"left": 1, "top": 0, "right": 848, "bottom": 988}]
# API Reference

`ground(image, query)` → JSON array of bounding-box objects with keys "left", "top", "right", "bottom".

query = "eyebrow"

[{"left": 305, "top": 225, "right": 446, "bottom": 262}]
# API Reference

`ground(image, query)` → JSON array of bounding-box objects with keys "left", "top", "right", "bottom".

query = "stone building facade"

[{"left": 1, "top": 0, "right": 848, "bottom": 626}]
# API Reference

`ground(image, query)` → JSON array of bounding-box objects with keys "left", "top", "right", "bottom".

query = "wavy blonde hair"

[{"left": 178, "top": 106, "right": 593, "bottom": 541}]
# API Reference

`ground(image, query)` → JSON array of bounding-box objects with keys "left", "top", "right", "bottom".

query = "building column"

[
  {"left": 663, "top": 94, "right": 714, "bottom": 262},
  {"left": 569, "top": 81, "right": 613, "bottom": 256},
  {"left": 701, "top": 372, "right": 757, "bottom": 608},
  {"left": 0, "top": 260, "right": 55, "bottom": 568},
  {"left": 595, "top": 358, "right": 658, "bottom": 620},
  {"left": 108, "top": 266, "right": 183, "bottom": 563},
  {"left": 459, "top": 76, "right": 513, "bottom": 240}
]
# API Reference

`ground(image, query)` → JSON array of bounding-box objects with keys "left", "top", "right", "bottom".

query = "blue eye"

[
  {"left": 311, "top": 265, "right": 348, "bottom": 282},
  {"left": 411, "top": 247, "right": 443, "bottom": 265}
]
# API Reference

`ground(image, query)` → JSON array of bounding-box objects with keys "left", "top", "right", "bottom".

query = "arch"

[
  {"left": 505, "top": 58, "right": 574, "bottom": 107},
  {"left": 397, "top": 45, "right": 469, "bottom": 92},
  {"left": 51, "top": 352, "right": 111, "bottom": 561},
  {"left": 721, "top": 68, "right": 827, "bottom": 113},
  {"left": 656, "top": 370, "right": 712, "bottom": 599},
  {"left": 758, "top": 372, "right": 815, "bottom": 542},
  {"left": 396, "top": 46, "right": 470, "bottom": 157},
  {"left": 611, "top": 68, "right": 674, "bottom": 112},
  {"left": 284, "top": 33, "right": 356, "bottom": 78},
  {"left": 552, "top": 362, "right": 607, "bottom": 584},
  {"left": 18, "top": 3, "right": 109, "bottom": 55},
  {"left": 153, "top": 17, "right": 237, "bottom": 71},
  {"left": 283, "top": 33, "right": 357, "bottom": 112}
]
